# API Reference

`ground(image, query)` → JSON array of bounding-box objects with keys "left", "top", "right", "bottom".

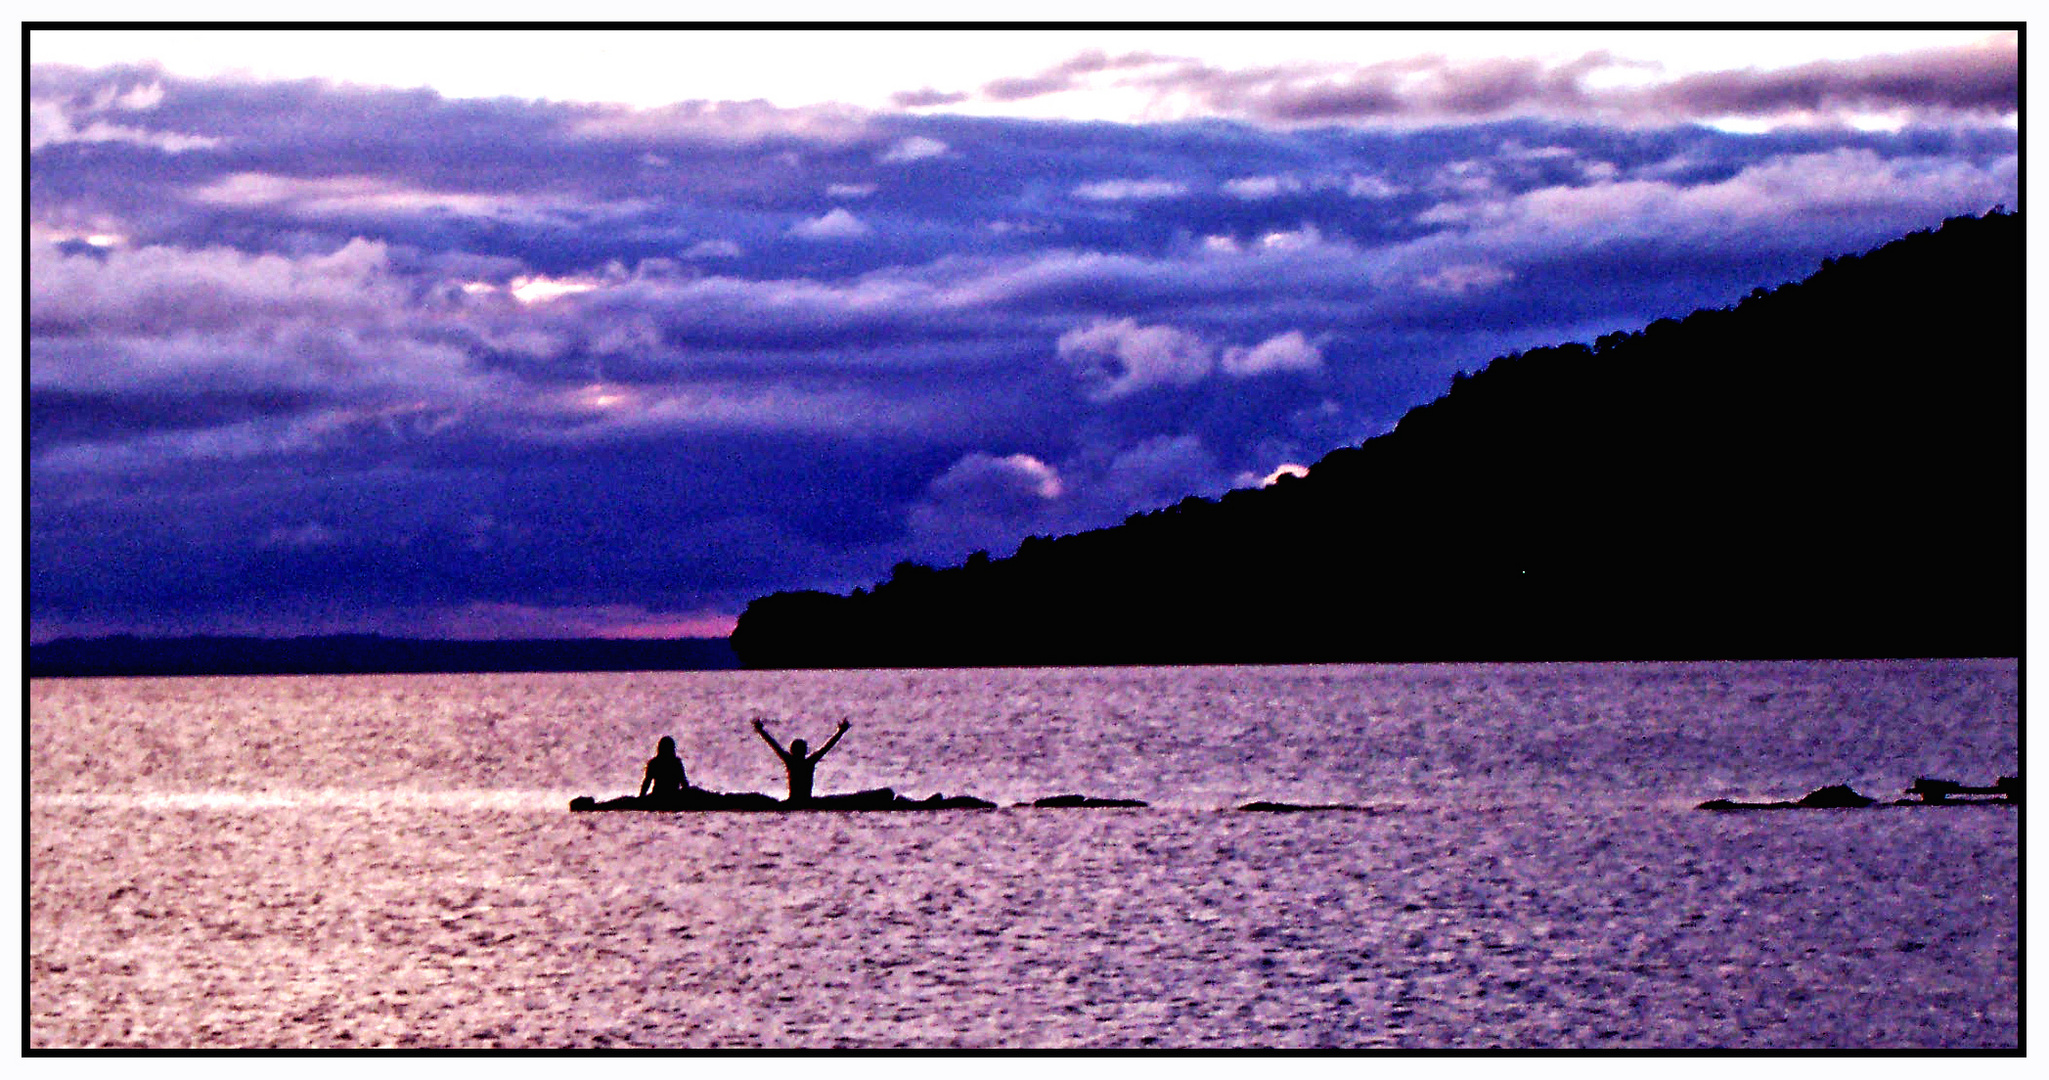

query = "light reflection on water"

[
  {"left": 29, "top": 661, "right": 2019, "bottom": 1048},
  {"left": 34, "top": 789, "right": 580, "bottom": 813}
]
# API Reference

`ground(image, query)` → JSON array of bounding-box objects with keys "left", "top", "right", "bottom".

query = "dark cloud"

[
  {"left": 891, "top": 87, "right": 971, "bottom": 109},
  {"left": 919, "top": 37, "right": 2018, "bottom": 127},
  {"left": 1644, "top": 36, "right": 2019, "bottom": 119},
  {"left": 979, "top": 49, "right": 1171, "bottom": 102},
  {"left": 26, "top": 60, "right": 2018, "bottom": 639}
]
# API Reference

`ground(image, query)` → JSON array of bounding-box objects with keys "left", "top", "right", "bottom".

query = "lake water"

[{"left": 28, "top": 660, "right": 2020, "bottom": 1049}]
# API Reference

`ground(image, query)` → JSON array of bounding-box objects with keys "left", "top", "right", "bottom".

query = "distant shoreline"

[
  {"left": 27, "top": 639, "right": 2018, "bottom": 679},
  {"left": 27, "top": 634, "right": 740, "bottom": 678}
]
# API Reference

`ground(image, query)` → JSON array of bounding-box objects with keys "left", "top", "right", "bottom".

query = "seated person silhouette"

[
  {"left": 639, "top": 735, "right": 689, "bottom": 803},
  {"left": 752, "top": 718, "right": 850, "bottom": 804}
]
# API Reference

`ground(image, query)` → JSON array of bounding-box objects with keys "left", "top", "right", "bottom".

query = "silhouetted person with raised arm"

[
  {"left": 753, "top": 718, "right": 849, "bottom": 804},
  {"left": 639, "top": 736, "right": 689, "bottom": 804}
]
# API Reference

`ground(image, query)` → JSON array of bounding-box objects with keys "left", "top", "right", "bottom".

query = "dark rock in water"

[
  {"left": 800, "top": 788, "right": 902, "bottom": 811},
  {"left": 1238, "top": 800, "right": 1374, "bottom": 813},
  {"left": 900, "top": 793, "right": 999, "bottom": 810},
  {"left": 1796, "top": 784, "right": 1876, "bottom": 808},
  {"left": 569, "top": 785, "right": 993, "bottom": 813},
  {"left": 571, "top": 788, "right": 781, "bottom": 812},
  {"left": 1030, "top": 794, "right": 1149, "bottom": 808},
  {"left": 1698, "top": 783, "right": 1876, "bottom": 810},
  {"left": 711, "top": 791, "right": 785, "bottom": 811},
  {"left": 1896, "top": 775, "right": 2020, "bottom": 805}
]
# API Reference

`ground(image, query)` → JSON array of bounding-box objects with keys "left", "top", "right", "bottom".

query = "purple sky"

[{"left": 26, "top": 28, "right": 2019, "bottom": 641}]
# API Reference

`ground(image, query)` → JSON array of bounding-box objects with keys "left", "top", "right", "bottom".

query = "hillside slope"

[{"left": 733, "top": 211, "right": 2022, "bottom": 667}]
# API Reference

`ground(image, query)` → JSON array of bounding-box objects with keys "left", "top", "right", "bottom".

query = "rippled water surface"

[{"left": 29, "top": 660, "right": 2019, "bottom": 1048}]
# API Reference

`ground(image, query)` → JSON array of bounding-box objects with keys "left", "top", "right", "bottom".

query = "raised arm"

[
  {"left": 808, "top": 719, "right": 851, "bottom": 762},
  {"left": 752, "top": 718, "right": 793, "bottom": 763}
]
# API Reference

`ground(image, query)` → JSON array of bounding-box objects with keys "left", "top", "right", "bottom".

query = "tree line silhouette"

[{"left": 733, "top": 210, "right": 2021, "bottom": 668}]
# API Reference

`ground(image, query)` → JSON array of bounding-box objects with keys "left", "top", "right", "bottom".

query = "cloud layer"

[
  {"left": 912, "top": 35, "right": 2018, "bottom": 128},
  {"left": 27, "top": 47, "right": 2018, "bottom": 639}
]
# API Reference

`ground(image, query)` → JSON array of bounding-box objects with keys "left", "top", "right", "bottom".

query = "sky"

[{"left": 23, "top": 21, "right": 2022, "bottom": 642}]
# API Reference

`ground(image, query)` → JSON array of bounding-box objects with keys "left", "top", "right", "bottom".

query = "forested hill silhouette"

[{"left": 733, "top": 210, "right": 2021, "bottom": 668}]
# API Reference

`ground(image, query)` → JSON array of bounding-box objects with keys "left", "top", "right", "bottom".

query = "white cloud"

[
  {"left": 1413, "top": 148, "right": 2017, "bottom": 248},
  {"left": 985, "top": 219, "right": 1057, "bottom": 236},
  {"left": 1258, "top": 223, "right": 1325, "bottom": 251},
  {"left": 29, "top": 97, "right": 221, "bottom": 152},
  {"left": 1345, "top": 173, "right": 1405, "bottom": 198},
  {"left": 1579, "top": 160, "right": 1620, "bottom": 182},
  {"left": 1058, "top": 318, "right": 1214, "bottom": 400},
  {"left": 790, "top": 207, "right": 873, "bottom": 240},
  {"left": 1416, "top": 263, "right": 1515, "bottom": 295},
  {"left": 508, "top": 275, "right": 600, "bottom": 304},
  {"left": 1197, "top": 224, "right": 1340, "bottom": 257},
  {"left": 1226, "top": 171, "right": 1406, "bottom": 200},
  {"left": 1224, "top": 174, "right": 1302, "bottom": 199},
  {"left": 515, "top": 381, "right": 936, "bottom": 442},
  {"left": 1220, "top": 331, "right": 1323, "bottom": 377},
  {"left": 30, "top": 236, "right": 406, "bottom": 336},
  {"left": 929, "top": 451, "right": 1065, "bottom": 507},
  {"left": 1259, "top": 463, "right": 1310, "bottom": 486},
  {"left": 1427, "top": 159, "right": 1503, "bottom": 199},
  {"left": 95, "top": 81, "right": 166, "bottom": 110},
  {"left": 1072, "top": 178, "right": 1189, "bottom": 201},
  {"left": 1059, "top": 319, "right": 1321, "bottom": 399},
  {"left": 184, "top": 171, "right": 654, "bottom": 225},
  {"left": 902, "top": 449, "right": 1069, "bottom": 559},
  {"left": 569, "top": 98, "right": 872, "bottom": 145},
  {"left": 880, "top": 136, "right": 949, "bottom": 162},
  {"left": 682, "top": 239, "right": 742, "bottom": 258}
]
